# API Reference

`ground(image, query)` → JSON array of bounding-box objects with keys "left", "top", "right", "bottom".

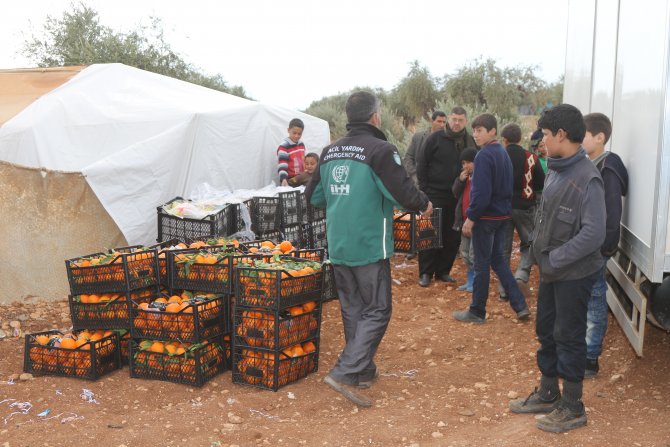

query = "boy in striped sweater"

[{"left": 278, "top": 118, "right": 306, "bottom": 186}]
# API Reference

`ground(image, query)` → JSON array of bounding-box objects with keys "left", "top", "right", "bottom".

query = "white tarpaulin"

[{"left": 0, "top": 63, "right": 330, "bottom": 245}]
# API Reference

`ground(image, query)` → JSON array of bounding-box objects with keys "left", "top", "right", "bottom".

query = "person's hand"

[
  {"left": 462, "top": 217, "right": 474, "bottom": 238},
  {"left": 281, "top": 179, "right": 289, "bottom": 187},
  {"left": 459, "top": 168, "right": 469, "bottom": 182},
  {"left": 421, "top": 201, "right": 433, "bottom": 218}
]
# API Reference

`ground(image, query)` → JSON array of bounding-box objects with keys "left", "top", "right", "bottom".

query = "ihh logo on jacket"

[{"left": 331, "top": 164, "right": 350, "bottom": 195}]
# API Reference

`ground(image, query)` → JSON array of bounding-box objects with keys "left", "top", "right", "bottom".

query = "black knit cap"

[
  {"left": 529, "top": 129, "right": 544, "bottom": 150},
  {"left": 460, "top": 148, "right": 477, "bottom": 163}
]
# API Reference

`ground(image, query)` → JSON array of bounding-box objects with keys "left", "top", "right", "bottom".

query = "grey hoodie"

[{"left": 531, "top": 148, "right": 606, "bottom": 283}]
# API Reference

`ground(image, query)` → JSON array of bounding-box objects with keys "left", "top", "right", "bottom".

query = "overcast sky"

[{"left": 0, "top": 0, "right": 569, "bottom": 110}]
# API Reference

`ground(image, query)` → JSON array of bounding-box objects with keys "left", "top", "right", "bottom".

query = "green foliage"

[
  {"left": 21, "top": 3, "right": 249, "bottom": 98},
  {"left": 304, "top": 87, "right": 410, "bottom": 150},
  {"left": 306, "top": 59, "right": 562, "bottom": 148},
  {"left": 387, "top": 61, "right": 438, "bottom": 126},
  {"left": 443, "top": 57, "right": 550, "bottom": 121}
]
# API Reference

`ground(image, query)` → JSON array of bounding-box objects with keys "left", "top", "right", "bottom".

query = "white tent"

[
  {"left": 0, "top": 63, "right": 330, "bottom": 244},
  {"left": 0, "top": 63, "right": 330, "bottom": 301}
]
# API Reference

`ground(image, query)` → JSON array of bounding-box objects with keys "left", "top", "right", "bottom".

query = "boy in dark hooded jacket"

[{"left": 509, "top": 104, "right": 606, "bottom": 433}]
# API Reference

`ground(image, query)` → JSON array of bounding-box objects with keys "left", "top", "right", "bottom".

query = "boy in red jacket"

[{"left": 278, "top": 118, "right": 306, "bottom": 186}]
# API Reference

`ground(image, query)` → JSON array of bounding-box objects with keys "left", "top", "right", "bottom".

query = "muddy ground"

[{"left": 1, "top": 253, "right": 670, "bottom": 447}]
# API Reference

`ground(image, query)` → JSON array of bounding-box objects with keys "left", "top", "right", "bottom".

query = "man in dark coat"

[{"left": 415, "top": 106, "right": 477, "bottom": 287}]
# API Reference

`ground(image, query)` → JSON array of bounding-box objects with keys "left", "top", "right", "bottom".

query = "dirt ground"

[{"left": 2, "top": 253, "right": 670, "bottom": 447}]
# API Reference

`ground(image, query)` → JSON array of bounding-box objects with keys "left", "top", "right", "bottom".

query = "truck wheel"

[{"left": 651, "top": 275, "right": 670, "bottom": 330}]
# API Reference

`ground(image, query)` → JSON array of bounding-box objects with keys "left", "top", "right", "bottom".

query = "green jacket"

[{"left": 305, "top": 123, "right": 429, "bottom": 266}]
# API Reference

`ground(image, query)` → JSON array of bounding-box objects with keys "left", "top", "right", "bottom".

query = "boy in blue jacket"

[
  {"left": 453, "top": 113, "right": 530, "bottom": 324},
  {"left": 582, "top": 113, "right": 628, "bottom": 378}
]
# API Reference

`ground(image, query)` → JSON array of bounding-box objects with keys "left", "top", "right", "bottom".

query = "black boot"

[
  {"left": 536, "top": 380, "right": 587, "bottom": 433},
  {"left": 584, "top": 358, "right": 599, "bottom": 378},
  {"left": 509, "top": 375, "right": 560, "bottom": 414}
]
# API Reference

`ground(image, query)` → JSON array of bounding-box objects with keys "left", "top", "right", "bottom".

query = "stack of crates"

[
  {"left": 126, "top": 241, "right": 243, "bottom": 386},
  {"left": 65, "top": 245, "right": 160, "bottom": 331},
  {"left": 24, "top": 245, "right": 162, "bottom": 380},
  {"left": 232, "top": 256, "right": 324, "bottom": 391},
  {"left": 128, "top": 291, "right": 228, "bottom": 387}
]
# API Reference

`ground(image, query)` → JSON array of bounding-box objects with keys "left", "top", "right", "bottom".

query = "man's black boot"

[
  {"left": 509, "top": 375, "right": 560, "bottom": 414},
  {"left": 536, "top": 380, "right": 587, "bottom": 433}
]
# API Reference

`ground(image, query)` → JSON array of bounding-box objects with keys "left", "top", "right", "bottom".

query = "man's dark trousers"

[
  {"left": 329, "top": 258, "right": 392, "bottom": 386},
  {"left": 469, "top": 219, "right": 527, "bottom": 318},
  {"left": 418, "top": 195, "right": 460, "bottom": 277},
  {"left": 536, "top": 270, "right": 600, "bottom": 382}
]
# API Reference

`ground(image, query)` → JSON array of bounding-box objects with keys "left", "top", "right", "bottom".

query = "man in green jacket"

[{"left": 306, "top": 91, "right": 433, "bottom": 407}]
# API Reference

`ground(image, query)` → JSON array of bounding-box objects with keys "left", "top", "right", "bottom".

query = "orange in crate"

[{"left": 24, "top": 330, "right": 121, "bottom": 380}]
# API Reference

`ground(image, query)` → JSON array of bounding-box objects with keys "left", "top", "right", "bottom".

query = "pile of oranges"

[
  {"left": 235, "top": 300, "right": 318, "bottom": 349},
  {"left": 236, "top": 340, "right": 318, "bottom": 389},
  {"left": 68, "top": 249, "right": 156, "bottom": 288},
  {"left": 236, "top": 257, "right": 323, "bottom": 309},
  {"left": 133, "top": 292, "right": 222, "bottom": 341},
  {"left": 393, "top": 212, "right": 436, "bottom": 252},
  {"left": 248, "top": 240, "right": 295, "bottom": 255},
  {"left": 27, "top": 330, "right": 118, "bottom": 376},
  {"left": 71, "top": 288, "right": 154, "bottom": 323},
  {"left": 171, "top": 245, "right": 241, "bottom": 285},
  {"left": 132, "top": 338, "right": 224, "bottom": 384}
]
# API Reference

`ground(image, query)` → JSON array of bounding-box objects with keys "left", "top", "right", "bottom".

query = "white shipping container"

[{"left": 564, "top": 0, "right": 670, "bottom": 355}]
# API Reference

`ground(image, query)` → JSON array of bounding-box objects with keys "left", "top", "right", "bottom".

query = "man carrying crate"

[{"left": 306, "top": 91, "right": 432, "bottom": 407}]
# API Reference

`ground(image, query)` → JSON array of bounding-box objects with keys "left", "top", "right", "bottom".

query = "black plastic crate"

[
  {"left": 251, "top": 197, "right": 281, "bottom": 233},
  {"left": 322, "top": 262, "right": 338, "bottom": 302},
  {"left": 168, "top": 246, "right": 242, "bottom": 294},
  {"left": 114, "top": 329, "right": 131, "bottom": 366},
  {"left": 66, "top": 247, "right": 159, "bottom": 295},
  {"left": 305, "top": 203, "right": 326, "bottom": 222},
  {"left": 280, "top": 223, "right": 303, "bottom": 248},
  {"left": 148, "top": 239, "right": 184, "bottom": 289},
  {"left": 236, "top": 262, "right": 324, "bottom": 310},
  {"left": 69, "top": 287, "right": 157, "bottom": 330},
  {"left": 129, "top": 338, "right": 225, "bottom": 387},
  {"left": 279, "top": 190, "right": 303, "bottom": 227},
  {"left": 300, "top": 193, "right": 308, "bottom": 223},
  {"left": 157, "top": 196, "right": 235, "bottom": 243},
  {"left": 232, "top": 340, "right": 319, "bottom": 391},
  {"left": 393, "top": 209, "right": 443, "bottom": 253},
  {"left": 24, "top": 330, "right": 121, "bottom": 380},
  {"left": 131, "top": 294, "right": 227, "bottom": 343},
  {"left": 233, "top": 199, "right": 254, "bottom": 234},
  {"left": 305, "top": 218, "right": 327, "bottom": 250},
  {"left": 234, "top": 301, "right": 321, "bottom": 350}
]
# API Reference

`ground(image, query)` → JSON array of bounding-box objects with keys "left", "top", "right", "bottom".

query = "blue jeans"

[
  {"left": 469, "top": 219, "right": 527, "bottom": 318},
  {"left": 536, "top": 270, "right": 599, "bottom": 382},
  {"left": 586, "top": 264, "right": 609, "bottom": 359}
]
